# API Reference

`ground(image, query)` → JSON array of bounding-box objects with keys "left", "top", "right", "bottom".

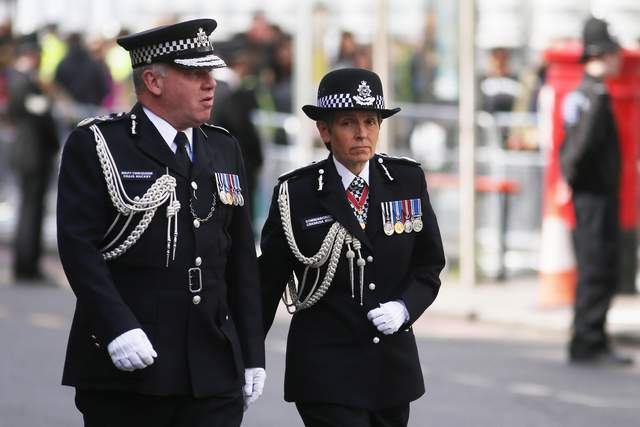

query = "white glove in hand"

[
  {"left": 107, "top": 328, "right": 157, "bottom": 372},
  {"left": 243, "top": 367, "right": 266, "bottom": 410},
  {"left": 367, "top": 300, "right": 409, "bottom": 335}
]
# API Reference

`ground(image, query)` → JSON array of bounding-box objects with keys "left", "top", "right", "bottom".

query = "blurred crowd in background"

[{"left": 0, "top": 0, "right": 639, "bottom": 283}]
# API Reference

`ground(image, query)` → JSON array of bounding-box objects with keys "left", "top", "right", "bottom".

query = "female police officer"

[{"left": 259, "top": 68, "right": 445, "bottom": 427}]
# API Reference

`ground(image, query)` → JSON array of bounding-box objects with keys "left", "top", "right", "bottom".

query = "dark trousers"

[
  {"left": 13, "top": 166, "right": 52, "bottom": 278},
  {"left": 569, "top": 192, "right": 619, "bottom": 358},
  {"left": 296, "top": 402, "right": 410, "bottom": 427},
  {"left": 75, "top": 389, "right": 243, "bottom": 427}
]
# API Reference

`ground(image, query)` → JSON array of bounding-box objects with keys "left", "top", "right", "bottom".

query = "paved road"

[{"left": 1, "top": 268, "right": 639, "bottom": 426}]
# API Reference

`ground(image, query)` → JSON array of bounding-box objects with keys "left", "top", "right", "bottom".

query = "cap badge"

[
  {"left": 353, "top": 80, "right": 375, "bottom": 106},
  {"left": 196, "top": 28, "right": 209, "bottom": 46}
]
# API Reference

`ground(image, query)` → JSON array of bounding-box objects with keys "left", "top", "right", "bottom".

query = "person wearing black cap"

[
  {"left": 56, "top": 19, "right": 266, "bottom": 426},
  {"left": 560, "top": 17, "right": 633, "bottom": 366},
  {"left": 7, "top": 32, "right": 59, "bottom": 282},
  {"left": 259, "top": 68, "right": 445, "bottom": 426}
]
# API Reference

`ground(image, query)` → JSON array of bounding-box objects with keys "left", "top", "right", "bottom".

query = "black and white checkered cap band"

[
  {"left": 317, "top": 93, "right": 353, "bottom": 108},
  {"left": 130, "top": 36, "right": 212, "bottom": 66},
  {"left": 317, "top": 94, "right": 385, "bottom": 109}
]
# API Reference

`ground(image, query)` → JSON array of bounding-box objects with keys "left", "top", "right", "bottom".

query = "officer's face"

[
  {"left": 318, "top": 111, "right": 380, "bottom": 174},
  {"left": 603, "top": 51, "right": 622, "bottom": 77},
  {"left": 158, "top": 66, "right": 217, "bottom": 129}
]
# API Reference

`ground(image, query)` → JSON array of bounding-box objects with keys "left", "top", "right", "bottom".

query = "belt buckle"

[{"left": 188, "top": 267, "right": 202, "bottom": 293}]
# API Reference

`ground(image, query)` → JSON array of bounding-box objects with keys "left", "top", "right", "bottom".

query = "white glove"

[
  {"left": 107, "top": 328, "right": 157, "bottom": 372},
  {"left": 367, "top": 300, "right": 409, "bottom": 335},
  {"left": 243, "top": 367, "right": 266, "bottom": 410}
]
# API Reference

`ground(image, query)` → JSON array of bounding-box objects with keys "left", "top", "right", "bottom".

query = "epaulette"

[
  {"left": 377, "top": 153, "right": 421, "bottom": 166},
  {"left": 77, "top": 112, "right": 127, "bottom": 128},
  {"left": 278, "top": 159, "right": 327, "bottom": 182},
  {"left": 202, "top": 122, "right": 232, "bottom": 137}
]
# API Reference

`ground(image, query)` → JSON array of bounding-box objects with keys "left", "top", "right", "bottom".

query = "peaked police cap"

[
  {"left": 302, "top": 68, "right": 400, "bottom": 120},
  {"left": 117, "top": 18, "right": 226, "bottom": 69}
]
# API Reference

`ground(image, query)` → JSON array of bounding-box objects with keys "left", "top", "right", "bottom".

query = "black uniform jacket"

[
  {"left": 560, "top": 74, "right": 620, "bottom": 194},
  {"left": 259, "top": 154, "right": 445, "bottom": 409},
  {"left": 57, "top": 103, "right": 264, "bottom": 397}
]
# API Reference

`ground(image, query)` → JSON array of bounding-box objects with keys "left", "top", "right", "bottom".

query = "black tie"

[{"left": 174, "top": 131, "right": 192, "bottom": 176}]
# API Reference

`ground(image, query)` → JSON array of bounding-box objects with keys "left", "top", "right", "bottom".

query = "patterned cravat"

[
  {"left": 174, "top": 131, "right": 192, "bottom": 176},
  {"left": 347, "top": 176, "right": 369, "bottom": 228}
]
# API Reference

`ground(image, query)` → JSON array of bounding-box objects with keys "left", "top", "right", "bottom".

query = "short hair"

[{"left": 132, "top": 63, "right": 168, "bottom": 94}]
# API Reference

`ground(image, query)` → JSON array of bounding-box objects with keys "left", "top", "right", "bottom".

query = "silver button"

[
  {"left": 368, "top": 283, "right": 376, "bottom": 291},
  {"left": 193, "top": 219, "right": 201, "bottom": 228},
  {"left": 367, "top": 256, "right": 374, "bottom": 263},
  {"left": 195, "top": 257, "right": 202, "bottom": 266},
  {"left": 94, "top": 342, "right": 100, "bottom": 348},
  {"left": 191, "top": 181, "right": 198, "bottom": 190},
  {"left": 90, "top": 334, "right": 96, "bottom": 340},
  {"left": 373, "top": 337, "right": 380, "bottom": 344},
  {"left": 225, "top": 315, "right": 229, "bottom": 321},
  {"left": 193, "top": 295, "right": 201, "bottom": 305}
]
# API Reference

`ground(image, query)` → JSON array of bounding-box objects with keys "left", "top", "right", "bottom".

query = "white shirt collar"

[
  {"left": 332, "top": 156, "right": 370, "bottom": 190},
  {"left": 142, "top": 106, "right": 194, "bottom": 159}
]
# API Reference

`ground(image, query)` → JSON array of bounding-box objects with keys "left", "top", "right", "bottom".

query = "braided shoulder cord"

[
  {"left": 278, "top": 181, "right": 340, "bottom": 267},
  {"left": 89, "top": 125, "right": 180, "bottom": 262},
  {"left": 278, "top": 180, "right": 352, "bottom": 313}
]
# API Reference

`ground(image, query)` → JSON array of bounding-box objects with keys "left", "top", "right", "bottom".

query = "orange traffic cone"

[{"left": 538, "top": 181, "right": 577, "bottom": 307}]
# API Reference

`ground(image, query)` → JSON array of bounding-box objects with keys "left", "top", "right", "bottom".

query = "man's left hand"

[
  {"left": 243, "top": 367, "right": 266, "bottom": 411},
  {"left": 367, "top": 300, "right": 409, "bottom": 335}
]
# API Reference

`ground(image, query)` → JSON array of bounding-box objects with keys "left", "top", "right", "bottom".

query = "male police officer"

[
  {"left": 259, "top": 68, "right": 445, "bottom": 426},
  {"left": 57, "top": 19, "right": 266, "bottom": 426},
  {"left": 560, "top": 17, "right": 633, "bottom": 366}
]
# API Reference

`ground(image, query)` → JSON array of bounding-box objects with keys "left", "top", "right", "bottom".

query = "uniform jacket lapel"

[
  {"left": 366, "top": 155, "right": 394, "bottom": 243},
  {"left": 191, "top": 127, "right": 216, "bottom": 181},
  {"left": 132, "top": 103, "right": 189, "bottom": 179},
  {"left": 319, "top": 155, "right": 373, "bottom": 252}
]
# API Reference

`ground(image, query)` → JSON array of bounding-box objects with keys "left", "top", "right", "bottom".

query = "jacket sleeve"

[
  {"left": 561, "top": 90, "right": 608, "bottom": 180},
  {"left": 56, "top": 127, "right": 141, "bottom": 344},
  {"left": 226, "top": 140, "right": 265, "bottom": 369},
  {"left": 258, "top": 183, "right": 296, "bottom": 335},
  {"left": 399, "top": 167, "right": 446, "bottom": 324}
]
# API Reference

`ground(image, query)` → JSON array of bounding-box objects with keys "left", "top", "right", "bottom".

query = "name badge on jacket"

[
  {"left": 302, "top": 214, "right": 334, "bottom": 230},
  {"left": 121, "top": 170, "right": 154, "bottom": 180}
]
